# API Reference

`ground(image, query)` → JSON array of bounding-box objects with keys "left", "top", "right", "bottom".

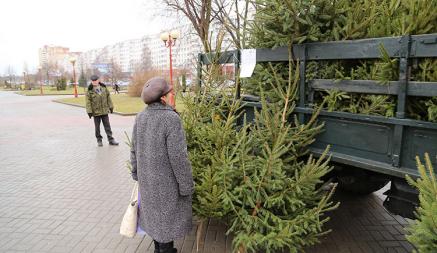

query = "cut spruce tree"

[
  {"left": 221, "top": 62, "right": 337, "bottom": 253},
  {"left": 180, "top": 83, "right": 244, "bottom": 220},
  {"left": 180, "top": 59, "right": 338, "bottom": 252},
  {"left": 180, "top": 83, "right": 246, "bottom": 250},
  {"left": 406, "top": 154, "right": 437, "bottom": 252},
  {"left": 246, "top": 0, "right": 437, "bottom": 122}
]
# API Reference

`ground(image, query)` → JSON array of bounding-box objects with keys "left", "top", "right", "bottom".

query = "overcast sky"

[{"left": 0, "top": 0, "right": 176, "bottom": 75}]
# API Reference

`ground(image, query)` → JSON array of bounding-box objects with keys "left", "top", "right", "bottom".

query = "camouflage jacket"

[{"left": 85, "top": 83, "right": 114, "bottom": 116}]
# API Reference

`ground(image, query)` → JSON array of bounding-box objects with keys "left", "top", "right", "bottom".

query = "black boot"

[
  {"left": 158, "top": 241, "right": 177, "bottom": 253},
  {"left": 97, "top": 140, "right": 103, "bottom": 147},
  {"left": 109, "top": 140, "right": 119, "bottom": 146},
  {"left": 153, "top": 240, "right": 159, "bottom": 253}
]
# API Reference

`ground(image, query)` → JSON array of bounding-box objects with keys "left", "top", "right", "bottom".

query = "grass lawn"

[
  {"left": 55, "top": 94, "right": 185, "bottom": 114},
  {"left": 16, "top": 86, "right": 87, "bottom": 96},
  {"left": 0, "top": 87, "right": 19, "bottom": 91}
]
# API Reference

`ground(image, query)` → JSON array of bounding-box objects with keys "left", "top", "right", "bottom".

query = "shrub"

[
  {"left": 128, "top": 69, "right": 165, "bottom": 97},
  {"left": 79, "top": 72, "right": 87, "bottom": 88},
  {"left": 56, "top": 77, "right": 67, "bottom": 91}
]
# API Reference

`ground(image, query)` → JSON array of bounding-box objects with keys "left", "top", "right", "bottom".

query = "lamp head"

[
  {"left": 160, "top": 32, "right": 169, "bottom": 42},
  {"left": 170, "top": 30, "right": 180, "bottom": 40}
]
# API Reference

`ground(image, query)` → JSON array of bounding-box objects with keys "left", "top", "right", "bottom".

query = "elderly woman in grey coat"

[{"left": 130, "top": 77, "right": 194, "bottom": 253}]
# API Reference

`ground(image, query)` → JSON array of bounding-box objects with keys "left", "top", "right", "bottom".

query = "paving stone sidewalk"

[{"left": 0, "top": 92, "right": 414, "bottom": 253}]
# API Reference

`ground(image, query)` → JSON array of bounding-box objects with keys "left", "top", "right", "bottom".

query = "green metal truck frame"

[{"left": 197, "top": 34, "right": 437, "bottom": 218}]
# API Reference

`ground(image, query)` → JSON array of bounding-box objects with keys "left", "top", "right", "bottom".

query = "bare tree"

[
  {"left": 27, "top": 73, "right": 38, "bottom": 89},
  {"left": 162, "top": 0, "right": 214, "bottom": 52},
  {"left": 212, "top": 0, "right": 252, "bottom": 49},
  {"left": 22, "top": 62, "right": 30, "bottom": 89},
  {"left": 141, "top": 44, "right": 153, "bottom": 71},
  {"left": 44, "top": 64, "right": 51, "bottom": 86},
  {"left": 44, "top": 62, "right": 61, "bottom": 86},
  {"left": 160, "top": 0, "right": 253, "bottom": 50},
  {"left": 6, "top": 65, "right": 15, "bottom": 87},
  {"left": 108, "top": 58, "right": 123, "bottom": 86}
]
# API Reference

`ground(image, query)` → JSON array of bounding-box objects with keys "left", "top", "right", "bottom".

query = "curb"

[
  {"left": 52, "top": 100, "right": 137, "bottom": 116},
  {"left": 16, "top": 93, "right": 86, "bottom": 96}
]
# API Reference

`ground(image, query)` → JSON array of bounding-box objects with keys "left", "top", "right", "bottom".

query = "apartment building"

[
  {"left": 41, "top": 19, "right": 239, "bottom": 78},
  {"left": 38, "top": 45, "right": 82, "bottom": 77},
  {"left": 77, "top": 22, "right": 206, "bottom": 75},
  {"left": 38, "top": 45, "right": 69, "bottom": 68}
]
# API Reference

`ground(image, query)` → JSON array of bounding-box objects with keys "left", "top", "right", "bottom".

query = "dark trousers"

[{"left": 94, "top": 115, "right": 114, "bottom": 142}]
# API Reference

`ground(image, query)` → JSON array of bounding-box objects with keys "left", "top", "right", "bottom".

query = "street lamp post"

[
  {"left": 160, "top": 30, "right": 180, "bottom": 108},
  {"left": 70, "top": 57, "right": 78, "bottom": 98}
]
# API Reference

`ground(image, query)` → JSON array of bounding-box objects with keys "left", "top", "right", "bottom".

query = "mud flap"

[{"left": 383, "top": 178, "right": 418, "bottom": 219}]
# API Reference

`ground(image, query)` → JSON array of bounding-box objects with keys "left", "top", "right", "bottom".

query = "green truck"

[{"left": 198, "top": 33, "right": 437, "bottom": 219}]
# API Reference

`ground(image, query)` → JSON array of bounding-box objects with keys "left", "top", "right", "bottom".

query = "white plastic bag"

[{"left": 120, "top": 182, "right": 139, "bottom": 238}]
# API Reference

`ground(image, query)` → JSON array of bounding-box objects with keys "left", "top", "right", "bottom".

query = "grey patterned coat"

[{"left": 130, "top": 102, "right": 194, "bottom": 243}]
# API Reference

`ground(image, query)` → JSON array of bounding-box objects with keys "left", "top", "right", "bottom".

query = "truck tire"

[{"left": 337, "top": 169, "right": 389, "bottom": 195}]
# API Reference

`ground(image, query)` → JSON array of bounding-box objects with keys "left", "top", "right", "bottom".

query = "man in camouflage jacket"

[{"left": 86, "top": 75, "right": 119, "bottom": 146}]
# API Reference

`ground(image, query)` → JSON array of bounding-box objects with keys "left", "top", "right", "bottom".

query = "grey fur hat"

[{"left": 141, "top": 77, "right": 172, "bottom": 104}]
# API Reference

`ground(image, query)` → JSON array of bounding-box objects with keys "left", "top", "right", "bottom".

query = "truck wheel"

[{"left": 337, "top": 169, "right": 389, "bottom": 195}]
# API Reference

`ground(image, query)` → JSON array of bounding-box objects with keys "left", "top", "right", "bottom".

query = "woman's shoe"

[
  {"left": 158, "top": 241, "right": 177, "bottom": 253},
  {"left": 153, "top": 240, "right": 159, "bottom": 253}
]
